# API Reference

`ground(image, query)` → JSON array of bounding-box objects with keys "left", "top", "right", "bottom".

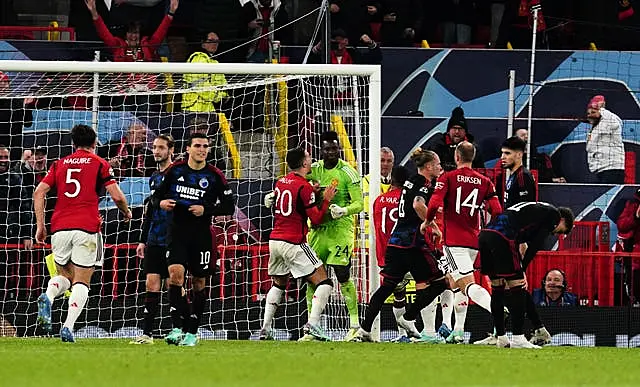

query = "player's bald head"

[{"left": 455, "top": 141, "right": 476, "bottom": 163}]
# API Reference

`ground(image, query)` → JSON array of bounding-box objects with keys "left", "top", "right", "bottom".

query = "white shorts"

[
  {"left": 441, "top": 246, "right": 478, "bottom": 282},
  {"left": 268, "top": 240, "right": 322, "bottom": 279},
  {"left": 52, "top": 230, "right": 104, "bottom": 268}
]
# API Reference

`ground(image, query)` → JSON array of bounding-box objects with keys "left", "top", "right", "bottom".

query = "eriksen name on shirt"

[{"left": 456, "top": 175, "right": 482, "bottom": 185}]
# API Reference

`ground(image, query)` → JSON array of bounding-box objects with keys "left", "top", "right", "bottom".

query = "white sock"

[
  {"left": 63, "top": 283, "right": 89, "bottom": 330},
  {"left": 262, "top": 286, "right": 284, "bottom": 331},
  {"left": 453, "top": 291, "right": 468, "bottom": 332},
  {"left": 309, "top": 284, "right": 332, "bottom": 326},
  {"left": 45, "top": 276, "right": 71, "bottom": 303},
  {"left": 440, "top": 289, "right": 454, "bottom": 328},
  {"left": 392, "top": 305, "right": 407, "bottom": 336},
  {"left": 466, "top": 283, "right": 492, "bottom": 313},
  {"left": 420, "top": 298, "right": 438, "bottom": 335}
]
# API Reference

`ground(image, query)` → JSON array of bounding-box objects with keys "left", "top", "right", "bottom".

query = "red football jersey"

[
  {"left": 427, "top": 167, "right": 502, "bottom": 249},
  {"left": 42, "top": 149, "right": 116, "bottom": 234},
  {"left": 270, "top": 172, "right": 329, "bottom": 244},
  {"left": 372, "top": 188, "right": 402, "bottom": 267}
]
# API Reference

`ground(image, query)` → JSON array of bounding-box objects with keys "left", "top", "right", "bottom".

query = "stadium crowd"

[{"left": 0, "top": 0, "right": 639, "bottom": 344}]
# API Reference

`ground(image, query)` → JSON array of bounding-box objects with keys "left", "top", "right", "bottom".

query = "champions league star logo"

[{"left": 199, "top": 177, "right": 209, "bottom": 189}]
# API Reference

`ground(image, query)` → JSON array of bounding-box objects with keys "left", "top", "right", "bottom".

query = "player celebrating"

[
  {"left": 426, "top": 142, "right": 503, "bottom": 343},
  {"left": 130, "top": 134, "right": 175, "bottom": 344},
  {"left": 307, "top": 131, "right": 364, "bottom": 341},
  {"left": 35, "top": 124, "right": 132, "bottom": 342},
  {"left": 260, "top": 148, "right": 337, "bottom": 341},
  {"left": 355, "top": 149, "right": 447, "bottom": 341},
  {"left": 479, "top": 202, "right": 573, "bottom": 348},
  {"left": 152, "top": 132, "right": 234, "bottom": 346}
]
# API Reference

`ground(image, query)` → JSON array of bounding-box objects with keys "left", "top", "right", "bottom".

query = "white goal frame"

[{"left": 0, "top": 59, "right": 382, "bottom": 335}]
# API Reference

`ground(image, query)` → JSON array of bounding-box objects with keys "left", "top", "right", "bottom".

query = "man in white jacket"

[{"left": 586, "top": 95, "right": 625, "bottom": 184}]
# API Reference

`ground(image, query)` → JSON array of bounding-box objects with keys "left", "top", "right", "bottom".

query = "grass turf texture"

[{"left": 2, "top": 338, "right": 639, "bottom": 386}]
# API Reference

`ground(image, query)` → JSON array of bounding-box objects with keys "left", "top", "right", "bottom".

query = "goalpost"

[{"left": 0, "top": 60, "right": 381, "bottom": 340}]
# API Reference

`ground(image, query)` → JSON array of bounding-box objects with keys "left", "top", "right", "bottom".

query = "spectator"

[
  {"left": 242, "top": 0, "right": 289, "bottom": 63},
  {"left": 0, "top": 146, "right": 22, "bottom": 245},
  {"left": 614, "top": 187, "right": 640, "bottom": 304},
  {"left": 585, "top": 95, "right": 625, "bottom": 184},
  {"left": 496, "top": 0, "right": 546, "bottom": 49},
  {"left": 308, "top": 29, "right": 381, "bottom": 134},
  {"left": 616, "top": 188, "right": 640, "bottom": 251},
  {"left": 99, "top": 123, "right": 157, "bottom": 178},
  {"left": 0, "top": 71, "right": 34, "bottom": 162},
  {"left": 182, "top": 31, "right": 229, "bottom": 113},
  {"left": 440, "top": 0, "right": 476, "bottom": 45},
  {"left": 363, "top": 147, "right": 395, "bottom": 195},
  {"left": 325, "top": 1, "right": 350, "bottom": 36},
  {"left": 532, "top": 269, "right": 578, "bottom": 306},
  {"left": 515, "top": 128, "right": 566, "bottom": 183},
  {"left": 489, "top": 0, "right": 506, "bottom": 47},
  {"left": 85, "top": 0, "right": 179, "bottom": 111},
  {"left": 310, "top": 29, "right": 382, "bottom": 64},
  {"left": 429, "top": 107, "right": 484, "bottom": 172},
  {"left": 85, "top": 0, "right": 178, "bottom": 62},
  {"left": 380, "top": 0, "right": 423, "bottom": 47},
  {"left": 0, "top": 145, "right": 21, "bottom": 298},
  {"left": 358, "top": 2, "right": 384, "bottom": 44},
  {"left": 10, "top": 147, "right": 48, "bottom": 250}
]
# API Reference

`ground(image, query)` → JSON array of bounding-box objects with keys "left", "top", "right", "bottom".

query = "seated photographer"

[
  {"left": 614, "top": 188, "right": 640, "bottom": 304},
  {"left": 532, "top": 269, "right": 578, "bottom": 306}
]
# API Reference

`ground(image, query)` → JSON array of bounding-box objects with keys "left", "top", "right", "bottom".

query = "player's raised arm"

[{"left": 305, "top": 184, "right": 336, "bottom": 225}]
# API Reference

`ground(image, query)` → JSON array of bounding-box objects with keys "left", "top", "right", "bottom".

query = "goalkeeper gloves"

[
  {"left": 264, "top": 191, "right": 276, "bottom": 208},
  {"left": 329, "top": 204, "right": 348, "bottom": 219}
]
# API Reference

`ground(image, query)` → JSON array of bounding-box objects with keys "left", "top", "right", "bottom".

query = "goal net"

[{"left": 0, "top": 60, "right": 381, "bottom": 340}]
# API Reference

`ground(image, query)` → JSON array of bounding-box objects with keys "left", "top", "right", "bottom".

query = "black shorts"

[
  {"left": 381, "top": 246, "right": 443, "bottom": 286},
  {"left": 144, "top": 245, "right": 169, "bottom": 278},
  {"left": 478, "top": 230, "right": 524, "bottom": 280},
  {"left": 167, "top": 226, "right": 215, "bottom": 278}
]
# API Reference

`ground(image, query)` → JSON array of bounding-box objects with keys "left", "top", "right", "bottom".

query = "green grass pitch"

[{"left": 2, "top": 338, "right": 640, "bottom": 386}]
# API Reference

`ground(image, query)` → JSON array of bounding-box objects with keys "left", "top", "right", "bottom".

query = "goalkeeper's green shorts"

[{"left": 308, "top": 225, "right": 354, "bottom": 267}]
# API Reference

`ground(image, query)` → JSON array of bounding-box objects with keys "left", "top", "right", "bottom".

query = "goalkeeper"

[{"left": 306, "top": 131, "right": 363, "bottom": 341}]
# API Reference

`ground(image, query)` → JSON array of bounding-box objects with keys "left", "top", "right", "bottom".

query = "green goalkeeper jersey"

[{"left": 307, "top": 159, "right": 364, "bottom": 228}]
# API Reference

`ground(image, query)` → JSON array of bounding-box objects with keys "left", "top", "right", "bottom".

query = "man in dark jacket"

[
  {"left": 0, "top": 71, "right": 34, "bottom": 162},
  {"left": 515, "top": 128, "right": 566, "bottom": 183},
  {"left": 310, "top": 28, "right": 382, "bottom": 65},
  {"left": 10, "top": 147, "right": 49, "bottom": 250},
  {"left": 429, "top": 107, "right": 484, "bottom": 172},
  {"left": 0, "top": 146, "right": 23, "bottom": 243},
  {"left": 98, "top": 123, "right": 157, "bottom": 178}
]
